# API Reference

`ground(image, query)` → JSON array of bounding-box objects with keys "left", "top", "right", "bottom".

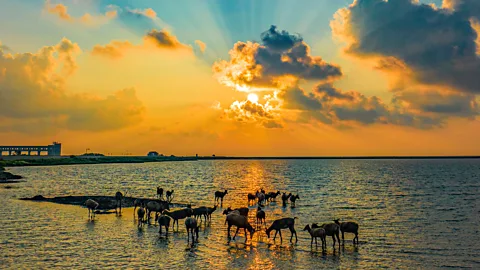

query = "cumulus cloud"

[
  {"left": 44, "top": 0, "right": 117, "bottom": 25},
  {"left": 332, "top": 0, "right": 480, "bottom": 94},
  {"left": 213, "top": 25, "right": 342, "bottom": 92},
  {"left": 223, "top": 94, "right": 283, "bottom": 128},
  {"left": 0, "top": 40, "right": 144, "bottom": 133},
  {"left": 214, "top": 22, "right": 479, "bottom": 130}
]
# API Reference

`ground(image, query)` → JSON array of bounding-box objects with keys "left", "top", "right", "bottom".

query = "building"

[
  {"left": 147, "top": 151, "right": 159, "bottom": 157},
  {"left": 0, "top": 142, "right": 62, "bottom": 156}
]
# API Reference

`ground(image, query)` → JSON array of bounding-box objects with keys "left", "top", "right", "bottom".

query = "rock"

[{"left": 32, "top": 195, "right": 46, "bottom": 200}]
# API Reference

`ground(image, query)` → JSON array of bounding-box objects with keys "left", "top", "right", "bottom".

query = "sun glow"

[{"left": 247, "top": 93, "right": 259, "bottom": 103}]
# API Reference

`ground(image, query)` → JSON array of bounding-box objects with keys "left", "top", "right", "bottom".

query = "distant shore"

[
  {"left": 198, "top": 155, "right": 480, "bottom": 160},
  {"left": 1, "top": 155, "right": 479, "bottom": 170},
  {"left": 0, "top": 155, "right": 197, "bottom": 168}
]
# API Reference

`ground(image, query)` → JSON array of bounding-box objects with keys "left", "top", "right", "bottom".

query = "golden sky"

[{"left": 0, "top": 0, "right": 479, "bottom": 156}]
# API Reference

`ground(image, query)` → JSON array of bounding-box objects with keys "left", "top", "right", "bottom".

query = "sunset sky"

[{"left": 1, "top": 0, "right": 479, "bottom": 156}]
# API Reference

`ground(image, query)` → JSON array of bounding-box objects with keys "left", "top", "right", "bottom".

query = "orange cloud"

[
  {"left": 44, "top": 0, "right": 117, "bottom": 25},
  {"left": 213, "top": 26, "right": 342, "bottom": 92},
  {"left": 471, "top": 18, "right": 480, "bottom": 55},
  {"left": 0, "top": 39, "right": 144, "bottom": 133},
  {"left": 92, "top": 30, "right": 194, "bottom": 59},
  {"left": 195, "top": 40, "right": 207, "bottom": 53},
  {"left": 91, "top": 41, "right": 133, "bottom": 59},
  {"left": 213, "top": 24, "right": 479, "bottom": 130},
  {"left": 223, "top": 93, "right": 283, "bottom": 128},
  {"left": 144, "top": 29, "right": 191, "bottom": 50}
]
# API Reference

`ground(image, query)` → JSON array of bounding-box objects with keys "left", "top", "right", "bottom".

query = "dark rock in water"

[
  {"left": 20, "top": 195, "right": 191, "bottom": 210},
  {"left": 0, "top": 167, "right": 24, "bottom": 183}
]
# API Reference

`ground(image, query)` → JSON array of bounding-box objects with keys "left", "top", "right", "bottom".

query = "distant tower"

[{"left": 48, "top": 142, "right": 62, "bottom": 156}]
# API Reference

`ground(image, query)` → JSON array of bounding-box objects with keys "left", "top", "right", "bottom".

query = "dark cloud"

[
  {"left": 0, "top": 40, "right": 145, "bottom": 133},
  {"left": 444, "top": 0, "right": 480, "bottom": 18},
  {"left": 260, "top": 25, "right": 303, "bottom": 52},
  {"left": 315, "top": 83, "right": 355, "bottom": 101},
  {"left": 333, "top": 0, "right": 480, "bottom": 94},
  {"left": 279, "top": 87, "right": 322, "bottom": 110},
  {"left": 278, "top": 83, "right": 465, "bottom": 129},
  {"left": 392, "top": 90, "right": 478, "bottom": 118},
  {"left": 263, "top": 120, "right": 283, "bottom": 129},
  {"left": 213, "top": 26, "right": 342, "bottom": 90}
]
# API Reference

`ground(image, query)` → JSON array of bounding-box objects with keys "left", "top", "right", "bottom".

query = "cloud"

[
  {"left": 316, "top": 83, "right": 355, "bottom": 101},
  {"left": 332, "top": 0, "right": 480, "bottom": 94},
  {"left": 278, "top": 83, "right": 471, "bottom": 129},
  {"left": 0, "top": 42, "right": 10, "bottom": 52},
  {"left": 443, "top": 0, "right": 480, "bottom": 18},
  {"left": 45, "top": 0, "right": 72, "bottom": 21},
  {"left": 392, "top": 89, "right": 478, "bottom": 118},
  {"left": 91, "top": 30, "right": 193, "bottom": 59},
  {"left": 0, "top": 40, "right": 145, "bottom": 133},
  {"left": 56, "top": 37, "right": 81, "bottom": 75},
  {"left": 110, "top": 5, "right": 170, "bottom": 32},
  {"left": 280, "top": 87, "right": 323, "bottom": 110},
  {"left": 126, "top": 8, "right": 157, "bottom": 19},
  {"left": 214, "top": 23, "right": 479, "bottom": 130},
  {"left": 195, "top": 40, "right": 207, "bottom": 53},
  {"left": 223, "top": 94, "right": 283, "bottom": 128},
  {"left": 213, "top": 25, "right": 342, "bottom": 92},
  {"left": 91, "top": 41, "right": 133, "bottom": 59},
  {"left": 260, "top": 25, "right": 303, "bottom": 52},
  {"left": 145, "top": 29, "right": 190, "bottom": 50},
  {"left": 471, "top": 18, "right": 480, "bottom": 55},
  {"left": 44, "top": 0, "right": 117, "bottom": 25}
]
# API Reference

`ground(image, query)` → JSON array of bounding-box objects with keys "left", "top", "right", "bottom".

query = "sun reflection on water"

[{"left": 0, "top": 159, "right": 479, "bottom": 269}]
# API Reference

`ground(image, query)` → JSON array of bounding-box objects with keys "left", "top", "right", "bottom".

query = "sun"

[{"left": 247, "top": 93, "right": 259, "bottom": 103}]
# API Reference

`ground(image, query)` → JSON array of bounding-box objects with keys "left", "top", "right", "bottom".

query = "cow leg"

[{"left": 234, "top": 227, "right": 239, "bottom": 240}]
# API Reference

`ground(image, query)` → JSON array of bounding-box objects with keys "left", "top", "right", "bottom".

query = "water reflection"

[{"left": 1, "top": 159, "right": 479, "bottom": 269}]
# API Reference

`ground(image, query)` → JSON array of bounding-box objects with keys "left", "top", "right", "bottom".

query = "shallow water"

[{"left": 1, "top": 159, "right": 479, "bottom": 269}]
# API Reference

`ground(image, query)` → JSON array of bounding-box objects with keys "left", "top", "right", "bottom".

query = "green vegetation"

[{"left": 0, "top": 156, "right": 197, "bottom": 168}]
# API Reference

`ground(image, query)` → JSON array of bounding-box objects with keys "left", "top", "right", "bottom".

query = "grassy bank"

[{"left": 0, "top": 156, "right": 198, "bottom": 168}]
